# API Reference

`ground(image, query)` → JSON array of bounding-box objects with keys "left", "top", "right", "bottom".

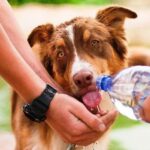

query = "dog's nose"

[{"left": 73, "top": 70, "right": 93, "bottom": 88}]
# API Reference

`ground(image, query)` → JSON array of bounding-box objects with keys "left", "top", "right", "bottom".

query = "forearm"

[
  {"left": 0, "top": 24, "right": 46, "bottom": 102},
  {"left": 0, "top": 1, "right": 62, "bottom": 91}
]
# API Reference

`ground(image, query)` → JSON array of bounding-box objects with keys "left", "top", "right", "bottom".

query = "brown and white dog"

[{"left": 12, "top": 6, "right": 137, "bottom": 150}]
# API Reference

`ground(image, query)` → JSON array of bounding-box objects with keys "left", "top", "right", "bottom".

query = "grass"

[
  {"left": 109, "top": 140, "right": 126, "bottom": 150},
  {"left": 0, "top": 78, "right": 11, "bottom": 132},
  {"left": 8, "top": 0, "right": 115, "bottom": 5},
  {"left": 112, "top": 114, "right": 141, "bottom": 130},
  {"left": 0, "top": 78, "right": 6, "bottom": 89}
]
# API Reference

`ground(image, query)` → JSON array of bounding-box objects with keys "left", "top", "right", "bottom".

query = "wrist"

[{"left": 23, "top": 84, "right": 57, "bottom": 122}]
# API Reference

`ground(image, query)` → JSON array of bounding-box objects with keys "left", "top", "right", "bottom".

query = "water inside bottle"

[
  {"left": 96, "top": 66, "right": 150, "bottom": 122},
  {"left": 111, "top": 98, "right": 140, "bottom": 120},
  {"left": 111, "top": 71, "right": 150, "bottom": 121}
]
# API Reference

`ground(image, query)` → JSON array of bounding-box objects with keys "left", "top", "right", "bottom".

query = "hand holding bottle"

[
  {"left": 96, "top": 66, "right": 150, "bottom": 123},
  {"left": 140, "top": 96, "right": 150, "bottom": 122}
]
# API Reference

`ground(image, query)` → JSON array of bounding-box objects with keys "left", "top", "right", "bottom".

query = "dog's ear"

[
  {"left": 28, "top": 23, "right": 54, "bottom": 47},
  {"left": 96, "top": 6, "right": 137, "bottom": 30},
  {"left": 96, "top": 7, "right": 137, "bottom": 59},
  {"left": 28, "top": 24, "right": 54, "bottom": 77}
]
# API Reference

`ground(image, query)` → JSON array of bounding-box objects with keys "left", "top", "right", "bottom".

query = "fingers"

[
  {"left": 62, "top": 129, "right": 101, "bottom": 146},
  {"left": 66, "top": 110, "right": 117, "bottom": 146},
  {"left": 54, "top": 112, "right": 103, "bottom": 145},
  {"left": 72, "top": 103, "right": 106, "bottom": 132},
  {"left": 48, "top": 95, "right": 118, "bottom": 146},
  {"left": 100, "top": 109, "right": 118, "bottom": 128},
  {"left": 72, "top": 132, "right": 101, "bottom": 146}
]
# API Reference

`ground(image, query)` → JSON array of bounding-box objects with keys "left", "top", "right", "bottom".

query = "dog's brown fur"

[{"left": 12, "top": 6, "right": 137, "bottom": 150}]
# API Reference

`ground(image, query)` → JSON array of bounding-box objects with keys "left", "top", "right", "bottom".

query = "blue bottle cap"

[{"left": 96, "top": 75, "right": 112, "bottom": 91}]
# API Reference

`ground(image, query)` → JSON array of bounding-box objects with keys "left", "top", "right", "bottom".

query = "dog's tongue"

[{"left": 82, "top": 91, "right": 101, "bottom": 109}]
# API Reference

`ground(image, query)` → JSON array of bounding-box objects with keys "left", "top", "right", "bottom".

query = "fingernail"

[{"left": 99, "top": 124, "right": 106, "bottom": 131}]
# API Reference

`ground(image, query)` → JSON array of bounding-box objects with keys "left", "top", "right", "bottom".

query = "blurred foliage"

[
  {"left": 8, "top": 0, "right": 115, "bottom": 5},
  {"left": 112, "top": 114, "right": 141, "bottom": 129},
  {"left": 0, "top": 78, "right": 11, "bottom": 131},
  {"left": 109, "top": 140, "right": 126, "bottom": 150}
]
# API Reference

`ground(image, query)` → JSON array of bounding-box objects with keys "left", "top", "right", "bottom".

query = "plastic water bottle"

[{"left": 96, "top": 66, "right": 150, "bottom": 122}]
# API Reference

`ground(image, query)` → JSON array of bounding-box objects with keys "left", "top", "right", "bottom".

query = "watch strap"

[
  {"left": 31, "top": 84, "right": 57, "bottom": 114},
  {"left": 23, "top": 84, "right": 57, "bottom": 122}
]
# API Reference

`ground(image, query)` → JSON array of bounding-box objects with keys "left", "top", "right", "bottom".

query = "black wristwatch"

[{"left": 23, "top": 84, "right": 57, "bottom": 123}]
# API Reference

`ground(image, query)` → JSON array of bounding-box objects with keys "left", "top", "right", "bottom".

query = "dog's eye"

[
  {"left": 57, "top": 49, "right": 65, "bottom": 58},
  {"left": 91, "top": 40, "right": 100, "bottom": 48}
]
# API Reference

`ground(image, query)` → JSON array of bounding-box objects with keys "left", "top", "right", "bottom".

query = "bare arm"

[
  {"left": 0, "top": 0, "right": 62, "bottom": 91},
  {"left": 0, "top": 24, "right": 45, "bottom": 102}
]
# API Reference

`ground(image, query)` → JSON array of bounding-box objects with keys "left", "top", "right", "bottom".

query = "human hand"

[
  {"left": 46, "top": 93, "right": 117, "bottom": 146},
  {"left": 139, "top": 96, "right": 150, "bottom": 122}
]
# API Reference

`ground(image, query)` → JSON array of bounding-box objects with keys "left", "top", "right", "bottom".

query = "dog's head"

[{"left": 28, "top": 6, "right": 137, "bottom": 111}]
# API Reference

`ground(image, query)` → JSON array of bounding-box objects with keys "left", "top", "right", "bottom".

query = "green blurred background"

[
  {"left": 8, "top": 0, "right": 115, "bottom": 5},
  {"left": 0, "top": 79, "right": 11, "bottom": 132}
]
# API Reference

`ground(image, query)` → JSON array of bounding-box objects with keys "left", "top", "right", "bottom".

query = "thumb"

[{"left": 72, "top": 102, "right": 106, "bottom": 132}]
